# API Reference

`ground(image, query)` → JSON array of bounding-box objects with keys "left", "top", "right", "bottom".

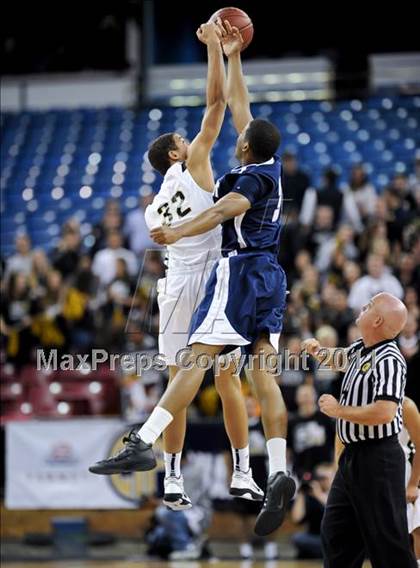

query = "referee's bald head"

[{"left": 356, "top": 292, "right": 408, "bottom": 343}]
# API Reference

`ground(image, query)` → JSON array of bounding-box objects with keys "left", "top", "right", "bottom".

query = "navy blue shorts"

[{"left": 188, "top": 251, "right": 287, "bottom": 352}]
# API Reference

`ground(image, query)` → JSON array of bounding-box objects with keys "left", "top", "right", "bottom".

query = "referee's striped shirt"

[{"left": 337, "top": 338, "right": 406, "bottom": 444}]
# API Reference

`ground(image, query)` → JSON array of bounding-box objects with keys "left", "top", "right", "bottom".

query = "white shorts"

[
  {"left": 157, "top": 261, "right": 216, "bottom": 366},
  {"left": 405, "top": 460, "right": 420, "bottom": 533}
]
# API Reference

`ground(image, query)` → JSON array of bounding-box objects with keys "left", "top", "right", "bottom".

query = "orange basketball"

[{"left": 209, "top": 7, "right": 254, "bottom": 51}]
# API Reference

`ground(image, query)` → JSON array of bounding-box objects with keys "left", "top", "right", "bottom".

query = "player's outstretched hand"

[
  {"left": 150, "top": 226, "right": 180, "bottom": 245},
  {"left": 196, "top": 22, "right": 222, "bottom": 45},
  {"left": 216, "top": 18, "right": 243, "bottom": 57}
]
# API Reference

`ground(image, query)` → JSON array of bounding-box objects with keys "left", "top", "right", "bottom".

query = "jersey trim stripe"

[
  {"left": 234, "top": 213, "right": 247, "bottom": 248},
  {"left": 188, "top": 258, "right": 249, "bottom": 346}
]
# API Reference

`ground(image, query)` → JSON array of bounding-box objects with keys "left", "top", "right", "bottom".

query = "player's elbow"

[
  {"left": 227, "top": 94, "right": 248, "bottom": 109},
  {"left": 208, "top": 98, "right": 227, "bottom": 113},
  {"left": 213, "top": 208, "right": 227, "bottom": 225}
]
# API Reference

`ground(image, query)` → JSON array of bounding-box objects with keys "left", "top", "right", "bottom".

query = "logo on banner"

[
  {"left": 108, "top": 429, "right": 163, "bottom": 502},
  {"left": 46, "top": 442, "right": 78, "bottom": 465}
]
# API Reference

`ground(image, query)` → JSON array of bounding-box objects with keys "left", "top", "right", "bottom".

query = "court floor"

[
  {"left": 2, "top": 561, "right": 373, "bottom": 568},
  {"left": 3, "top": 562, "right": 323, "bottom": 568}
]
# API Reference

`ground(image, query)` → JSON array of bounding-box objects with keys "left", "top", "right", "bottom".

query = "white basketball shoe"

[
  {"left": 163, "top": 475, "right": 193, "bottom": 511},
  {"left": 230, "top": 468, "right": 264, "bottom": 501}
]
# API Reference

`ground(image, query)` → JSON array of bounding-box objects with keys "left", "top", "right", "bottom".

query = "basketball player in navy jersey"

[{"left": 89, "top": 20, "right": 295, "bottom": 536}]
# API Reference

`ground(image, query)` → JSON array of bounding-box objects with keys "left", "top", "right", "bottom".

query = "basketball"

[{"left": 209, "top": 7, "right": 254, "bottom": 51}]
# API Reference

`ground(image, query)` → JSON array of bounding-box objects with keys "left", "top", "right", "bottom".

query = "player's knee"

[
  {"left": 252, "top": 336, "right": 272, "bottom": 355},
  {"left": 252, "top": 370, "right": 282, "bottom": 396},
  {"left": 214, "top": 373, "right": 241, "bottom": 396},
  {"left": 167, "top": 366, "right": 179, "bottom": 382}
]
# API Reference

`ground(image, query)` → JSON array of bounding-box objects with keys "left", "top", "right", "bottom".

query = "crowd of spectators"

[
  {"left": 2, "top": 155, "right": 418, "bottom": 395},
  {"left": 1, "top": 154, "right": 419, "bottom": 558},
  {"left": 2, "top": 154, "right": 419, "bottom": 410}
]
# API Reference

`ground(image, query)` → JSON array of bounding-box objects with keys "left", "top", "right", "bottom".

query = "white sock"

[
  {"left": 164, "top": 451, "right": 182, "bottom": 478},
  {"left": 137, "top": 407, "right": 173, "bottom": 445},
  {"left": 232, "top": 445, "right": 250, "bottom": 473},
  {"left": 266, "top": 437, "right": 287, "bottom": 476}
]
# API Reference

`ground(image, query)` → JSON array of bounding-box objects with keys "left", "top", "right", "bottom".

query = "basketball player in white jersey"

[
  {"left": 401, "top": 397, "right": 420, "bottom": 564},
  {"left": 143, "top": 21, "right": 263, "bottom": 510}
]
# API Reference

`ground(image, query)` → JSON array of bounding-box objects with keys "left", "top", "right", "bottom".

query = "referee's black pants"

[{"left": 321, "top": 435, "right": 417, "bottom": 568}]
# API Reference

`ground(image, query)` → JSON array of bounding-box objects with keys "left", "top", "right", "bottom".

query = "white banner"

[{"left": 6, "top": 419, "right": 161, "bottom": 509}]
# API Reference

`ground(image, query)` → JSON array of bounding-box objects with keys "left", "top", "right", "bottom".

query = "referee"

[{"left": 303, "top": 292, "right": 417, "bottom": 568}]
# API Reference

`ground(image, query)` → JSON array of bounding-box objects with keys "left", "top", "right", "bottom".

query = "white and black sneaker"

[
  {"left": 163, "top": 475, "right": 192, "bottom": 511},
  {"left": 230, "top": 468, "right": 264, "bottom": 501}
]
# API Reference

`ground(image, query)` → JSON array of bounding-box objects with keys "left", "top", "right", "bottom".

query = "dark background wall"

[{"left": 2, "top": 0, "right": 419, "bottom": 74}]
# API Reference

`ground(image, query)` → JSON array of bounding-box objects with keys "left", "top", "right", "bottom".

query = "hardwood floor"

[{"left": 2, "top": 560, "right": 373, "bottom": 567}]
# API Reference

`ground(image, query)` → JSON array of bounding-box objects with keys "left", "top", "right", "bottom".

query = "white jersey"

[
  {"left": 399, "top": 425, "right": 413, "bottom": 464},
  {"left": 144, "top": 162, "right": 221, "bottom": 270},
  {"left": 399, "top": 424, "right": 420, "bottom": 534}
]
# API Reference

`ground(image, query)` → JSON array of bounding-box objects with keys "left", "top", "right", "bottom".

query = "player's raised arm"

[
  {"left": 218, "top": 19, "right": 253, "bottom": 134},
  {"left": 186, "top": 22, "right": 226, "bottom": 191}
]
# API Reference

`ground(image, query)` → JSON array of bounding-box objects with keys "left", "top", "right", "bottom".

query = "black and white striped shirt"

[{"left": 337, "top": 338, "right": 406, "bottom": 444}]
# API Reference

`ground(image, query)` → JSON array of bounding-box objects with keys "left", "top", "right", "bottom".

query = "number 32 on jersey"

[{"left": 157, "top": 190, "right": 191, "bottom": 225}]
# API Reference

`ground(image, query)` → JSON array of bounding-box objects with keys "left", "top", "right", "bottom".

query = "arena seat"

[{"left": 2, "top": 96, "right": 419, "bottom": 255}]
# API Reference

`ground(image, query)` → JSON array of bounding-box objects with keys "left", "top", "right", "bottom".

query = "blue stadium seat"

[{"left": 1, "top": 95, "right": 419, "bottom": 257}]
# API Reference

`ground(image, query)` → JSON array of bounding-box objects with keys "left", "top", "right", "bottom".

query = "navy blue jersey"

[{"left": 214, "top": 155, "right": 283, "bottom": 254}]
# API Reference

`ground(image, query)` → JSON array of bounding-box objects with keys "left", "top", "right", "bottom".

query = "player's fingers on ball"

[
  {"left": 217, "top": 19, "right": 227, "bottom": 35},
  {"left": 224, "top": 19, "right": 232, "bottom": 33},
  {"left": 235, "top": 30, "right": 243, "bottom": 43},
  {"left": 214, "top": 25, "right": 223, "bottom": 38}
]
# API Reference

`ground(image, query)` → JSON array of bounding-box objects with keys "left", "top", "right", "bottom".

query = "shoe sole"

[
  {"left": 230, "top": 487, "right": 264, "bottom": 502},
  {"left": 163, "top": 495, "right": 193, "bottom": 511},
  {"left": 88, "top": 457, "right": 157, "bottom": 475},
  {"left": 254, "top": 476, "right": 296, "bottom": 536}
]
